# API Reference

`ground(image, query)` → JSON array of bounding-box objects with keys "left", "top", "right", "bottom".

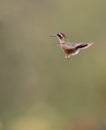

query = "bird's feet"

[{"left": 65, "top": 55, "right": 71, "bottom": 59}]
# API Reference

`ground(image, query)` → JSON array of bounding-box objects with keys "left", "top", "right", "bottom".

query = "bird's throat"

[{"left": 58, "top": 39, "right": 65, "bottom": 44}]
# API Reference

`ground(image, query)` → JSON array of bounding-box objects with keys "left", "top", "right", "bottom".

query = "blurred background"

[{"left": 0, "top": 0, "right": 106, "bottom": 129}]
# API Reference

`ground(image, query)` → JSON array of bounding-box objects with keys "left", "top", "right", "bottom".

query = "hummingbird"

[{"left": 50, "top": 32, "right": 93, "bottom": 59}]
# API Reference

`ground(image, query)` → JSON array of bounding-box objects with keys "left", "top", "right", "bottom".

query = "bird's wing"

[{"left": 72, "top": 42, "right": 93, "bottom": 50}]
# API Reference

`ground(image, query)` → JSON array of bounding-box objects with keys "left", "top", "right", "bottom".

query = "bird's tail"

[{"left": 76, "top": 42, "right": 93, "bottom": 50}]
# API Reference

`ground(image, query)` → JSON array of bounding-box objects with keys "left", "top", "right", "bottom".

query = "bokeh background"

[{"left": 0, "top": 0, "right": 106, "bottom": 130}]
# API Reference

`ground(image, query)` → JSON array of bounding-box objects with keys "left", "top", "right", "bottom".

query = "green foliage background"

[{"left": 0, "top": 0, "right": 106, "bottom": 129}]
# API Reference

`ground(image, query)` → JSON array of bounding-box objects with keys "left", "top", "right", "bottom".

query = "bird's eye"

[{"left": 57, "top": 34, "right": 63, "bottom": 39}]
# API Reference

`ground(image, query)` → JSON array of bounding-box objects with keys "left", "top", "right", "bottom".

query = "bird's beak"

[{"left": 49, "top": 35, "right": 56, "bottom": 37}]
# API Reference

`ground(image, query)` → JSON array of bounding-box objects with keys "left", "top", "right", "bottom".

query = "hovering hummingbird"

[{"left": 50, "top": 32, "right": 93, "bottom": 59}]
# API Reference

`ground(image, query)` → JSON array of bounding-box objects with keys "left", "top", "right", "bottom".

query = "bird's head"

[{"left": 50, "top": 32, "right": 67, "bottom": 44}]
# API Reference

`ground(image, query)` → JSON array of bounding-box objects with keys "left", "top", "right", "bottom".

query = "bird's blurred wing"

[
  {"left": 62, "top": 44, "right": 74, "bottom": 49},
  {"left": 73, "top": 42, "right": 93, "bottom": 50}
]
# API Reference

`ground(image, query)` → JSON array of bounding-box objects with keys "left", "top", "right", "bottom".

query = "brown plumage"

[{"left": 51, "top": 32, "right": 93, "bottom": 59}]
